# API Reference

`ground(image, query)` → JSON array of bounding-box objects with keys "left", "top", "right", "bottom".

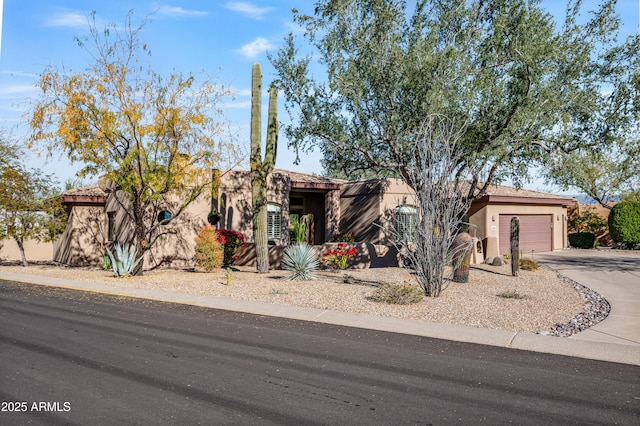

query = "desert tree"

[
  {"left": 28, "top": 12, "right": 237, "bottom": 274},
  {"left": 0, "top": 139, "right": 66, "bottom": 267},
  {"left": 271, "top": 0, "right": 638, "bottom": 193},
  {"left": 546, "top": 134, "right": 640, "bottom": 208},
  {"left": 390, "top": 115, "right": 475, "bottom": 296},
  {"left": 270, "top": 0, "right": 639, "bottom": 293}
]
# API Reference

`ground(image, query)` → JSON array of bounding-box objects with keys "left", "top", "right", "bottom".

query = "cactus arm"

[
  {"left": 250, "top": 62, "right": 263, "bottom": 174},
  {"left": 263, "top": 85, "right": 278, "bottom": 175}
]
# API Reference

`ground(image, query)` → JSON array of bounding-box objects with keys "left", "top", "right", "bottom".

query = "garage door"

[{"left": 499, "top": 214, "right": 552, "bottom": 256}]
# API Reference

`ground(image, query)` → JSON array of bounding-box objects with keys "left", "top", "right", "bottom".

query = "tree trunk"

[
  {"left": 510, "top": 216, "right": 520, "bottom": 277},
  {"left": 132, "top": 200, "right": 146, "bottom": 276},
  {"left": 16, "top": 239, "right": 28, "bottom": 267}
]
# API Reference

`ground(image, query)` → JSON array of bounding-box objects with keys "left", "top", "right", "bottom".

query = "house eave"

[
  {"left": 62, "top": 194, "right": 107, "bottom": 206},
  {"left": 290, "top": 181, "right": 342, "bottom": 191},
  {"left": 474, "top": 195, "right": 577, "bottom": 207}
]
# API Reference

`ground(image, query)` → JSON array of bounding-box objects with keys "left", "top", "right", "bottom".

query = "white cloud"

[
  {"left": 1, "top": 70, "right": 39, "bottom": 79},
  {"left": 156, "top": 5, "right": 208, "bottom": 17},
  {"left": 238, "top": 37, "right": 275, "bottom": 58},
  {"left": 227, "top": 100, "right": 251, "bottom": 109},
  {"left": 232, "top": 88, "right": 252, "bottom": 97},
  {"left": 45, "top": 11, "right": 89, "bottom": 28},
  {"left": 225, "top": 2, "right": 273, "bottom": 20},
  {"left": 0, "top": 84, "right": 37, "bottom": 97},
  {"left": 283, "top": 20, "right": 305, "bottom": 34}
]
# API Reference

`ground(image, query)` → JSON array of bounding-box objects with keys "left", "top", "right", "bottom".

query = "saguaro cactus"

[
  {"left": 250, "top": 62, "right": 278, "bottom": 273},
  {"left": 510, "top": 216, "right": 520, "bottom": 277}
]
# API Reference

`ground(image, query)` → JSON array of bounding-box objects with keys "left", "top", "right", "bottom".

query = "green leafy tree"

[
  {"left": 28, "top": 12, "right": 236, "bottom": 275},
  {"left": 270, "top": 0, "right": 638, "bottom": 295},
  {"left": 271, "top": 0, "right": 639, "bottom": 192},
  {"left": 0, "top": 137, "right": 20, "bottom": 167},
  {"left": 0, "top": 141, "right": 66, "bottom": 266},
  {"left": 546, "top": 137, "right": 640, "bottom": 208}
]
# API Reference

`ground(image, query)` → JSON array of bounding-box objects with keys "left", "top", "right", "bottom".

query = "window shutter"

[
  {"left": 267, "top": 203, "right": 282, "bottom": 240},
  {"left": 395, "top": 205, "right": 417, "bottom": 242}
]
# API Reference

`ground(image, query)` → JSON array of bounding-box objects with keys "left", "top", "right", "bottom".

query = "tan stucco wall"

[
  {"left": 0, "top": 238, "right": 54, "bottom": 262},
  {"left": 54, "top": 205, "right": 107, "bottom": 266},
  {"left": 340, "top": 179, "right": 416, "bottom": 244},
  {"left": 340, "top": 181, "right": 383, "bottom": 243},
  {"left": 95, "top": 185, "right": 212, "bottom": 269},
  {"left": 469, "top": 204, "right": 568, "bottom": 258},
  {"left": 215, "top": 171, "right": 291, "bottom": 245},
  {"left": 325, "top": 190, "right": 341, "bottom": 242},
  {"left": 140, "top": 170, "right": 293, "bottom": 268},
  {"left": 144, "top": 195, "right": 211, "bottom": 269},
  {"left": 378, "top": 179, "right": 416, "bottom": 244}
]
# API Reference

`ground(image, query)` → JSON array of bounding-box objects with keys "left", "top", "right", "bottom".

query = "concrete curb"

[{"left": 1, "top": 271, "right": 639, "bottom": 366}]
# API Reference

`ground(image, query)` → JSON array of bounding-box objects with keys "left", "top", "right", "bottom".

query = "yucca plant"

[
  {"left": 281, "top": 243, "right": 320, "bottom": 281},
  {"left": 106, "top": 242, "right": 142, "bottom": 277}
]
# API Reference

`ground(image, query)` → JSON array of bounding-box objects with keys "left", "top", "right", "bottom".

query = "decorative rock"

[
  {"left": 540, "top": 274, "right": 611, "bottom": 337},
  {"left": 491, "top": 257, "right": 503, "bottom": 266}
]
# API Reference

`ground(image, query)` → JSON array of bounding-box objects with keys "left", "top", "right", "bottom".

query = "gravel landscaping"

[{"left": 1, "top": 260, "right": 605, "bottom": 336}]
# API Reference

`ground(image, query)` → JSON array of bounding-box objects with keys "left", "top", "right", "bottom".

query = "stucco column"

[{"left": 325, "top": 190, "right": 340, "bottom": 243}]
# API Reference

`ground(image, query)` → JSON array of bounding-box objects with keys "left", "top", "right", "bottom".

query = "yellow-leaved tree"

[{"left": 28, "top": 12, "right": 238, "bottom": 275}]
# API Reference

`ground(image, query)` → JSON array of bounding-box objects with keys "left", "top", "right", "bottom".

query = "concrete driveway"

[{"left": 535, "top": 250, "right": 640, "bottom": 347}]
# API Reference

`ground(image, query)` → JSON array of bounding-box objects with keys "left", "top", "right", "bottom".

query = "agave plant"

[
  {"left": 106, "top": 242, "right": 142, "bottom": 277},
  {"left": 281, "top": 243, "right": 320, "bottom": 281}
]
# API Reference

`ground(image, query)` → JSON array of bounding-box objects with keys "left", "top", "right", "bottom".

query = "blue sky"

[{"left": 0, "top": 0, "right": 638, "bottom": 190}]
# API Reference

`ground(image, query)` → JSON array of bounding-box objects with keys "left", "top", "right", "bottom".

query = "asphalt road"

[{"left": 1, "top": 280, "right": 638, "bottom": 425}]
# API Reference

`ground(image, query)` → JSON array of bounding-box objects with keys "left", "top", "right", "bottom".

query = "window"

[
  {"left": 107, "top": 212, "right": 115, "bottom": 242},
  {"left": 157, "top": 210, "right": 173, "bottom": 225},
  {"left": 395, "top": 205, "right": 418, "bottom": 242},
  {"left": 267, "top": 203, "right": 282, "bottom": 240}
]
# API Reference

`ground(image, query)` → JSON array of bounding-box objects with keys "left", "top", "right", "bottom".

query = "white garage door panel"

[{"left": 499, "top": 214, "right": 552, "bottom": 255}]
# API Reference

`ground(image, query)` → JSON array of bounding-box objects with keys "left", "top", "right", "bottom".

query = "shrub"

[
  {"left": 569, "top": 209, "right": 607, "bottom": 234},
  {"left": 332, "top": 231, "right": 355, "bottom": 243},
  {"left": 290, "top": 215, "right": 310, "bottom": 244},
  {"left": 106, "top": 242, "right": 142, "bottom": 277},
  {"left": 215, "top": 229, "right": 246, "bottom": 267},
  {"left": 568, "top": 232, "right": 597, "bottom": 249},
  {"left": 608, "top": 201, "right": 640, "bottom": 246},
  {"left": 194, "top": 225, "right": 224, "bottom": 271},
  {"left": 519, "top": 257, "right": 540, "bottom": 271},
  {"left": 322, "top": 243, "right": 358, "bottom": 269},
  {"left": 496, "top": 289, "right": 527, "bottom": 299},
  {"left": 281, "top": 243, "right": 320, "bottom": 280},
  {"left": 101, "top": 252, "right": 112, "bottom": 270},
  {"left": 369, "top": 282, "right": 423, "bottom": 304}
]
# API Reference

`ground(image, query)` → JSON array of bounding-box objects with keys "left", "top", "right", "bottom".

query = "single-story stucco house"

[
  {"left": 340, "top": 177, "right": 576, "bottom": 259},
  {"left": 0, "top": 169, "right": 576, "bottom": 268}
]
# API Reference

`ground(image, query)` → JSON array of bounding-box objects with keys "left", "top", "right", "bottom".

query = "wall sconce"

[
  {"left": 557, "top": 215, "right": 560, "bottom": 221},
  {"left": 491, "top": 215, "right": 495, "bottom": 222}
]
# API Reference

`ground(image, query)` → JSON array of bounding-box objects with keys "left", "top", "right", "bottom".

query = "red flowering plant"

[
  {"left": 321, "top": 243, "right": 358, "bottom": 270},
  {"left": 215, "top": 229, "right": 246, "bottom": 267}
]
